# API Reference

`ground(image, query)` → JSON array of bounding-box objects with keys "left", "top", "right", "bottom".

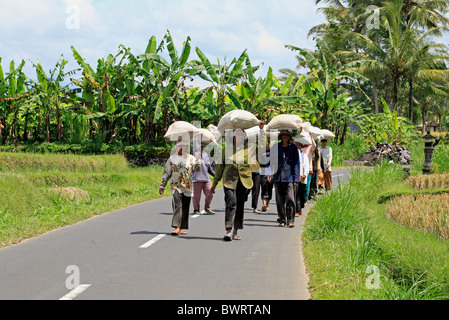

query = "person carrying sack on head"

[
  {"left": 211, "top": 130, "right": 253, "bottom": 241},
  {"left": 319, "top": 139, "right": 333, "bottom": 191},
  {"left": 268, "top": 130, "right": 300, "bottom": 228},
  {"left": 159, "top": 142, "right": 201, "bottom": 236},
  {"left": 192, "top": 138, "right": 216, "bottom": 215}
]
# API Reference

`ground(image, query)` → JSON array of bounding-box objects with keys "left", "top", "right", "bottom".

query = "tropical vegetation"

[{"left": 2, "top": 1, "right": 448, "bottom": 156}]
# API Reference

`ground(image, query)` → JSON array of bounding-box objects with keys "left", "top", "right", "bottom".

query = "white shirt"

[
  {"left": 319, "top": 146, "right": 332, "bottom": 172},
  {"left": 298, "top": 150, "right": 309, "bottom": 185}
]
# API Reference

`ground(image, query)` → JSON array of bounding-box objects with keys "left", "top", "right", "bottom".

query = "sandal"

[
  {"left": 278, "top": 223, "right": 286, "bottom": 227},
  {"left": 193, "top": 210, "right": 201, "bottom": 215},
  {"left": 253, "top": 209, "right": 260, "bottom": 214},
  {"left": 223, "top": 233, "right": 232, "bottom": 241},
  {"left": 233, "top": 235, "right": 241, "bottom": 240},
  {"left": 179, "top": 230, "right": 187, "bottom": 235},
  {"left": 204, "top": 210, "right": 215, "bottom": 215},
  {"left": 289, "top": 223, "right": 295, "bottom": 228},
  {"left": 171, "top": 230, "right": 180, "bottom": 236}
]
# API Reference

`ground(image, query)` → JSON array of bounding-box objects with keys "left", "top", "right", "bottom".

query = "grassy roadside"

[
  {"left": 0, "top": 152, "right": 167, "bottom": 248},
  {"left": 303, "top": 161, "right": 449, "bottom": 300}
]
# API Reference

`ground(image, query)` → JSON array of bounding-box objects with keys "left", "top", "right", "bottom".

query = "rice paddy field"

[{"left": 386, "top": 193, "right": 449, "bottom": 240}]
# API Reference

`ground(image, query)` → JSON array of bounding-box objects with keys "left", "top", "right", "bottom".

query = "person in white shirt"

[
  {"left": 294, "top": 141, "right": 309, "bottom": 216},
  {"left": 319, "top": 139, "right": 333, "bottom": 190}
]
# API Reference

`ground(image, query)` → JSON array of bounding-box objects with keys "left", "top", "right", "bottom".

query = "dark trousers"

[
  {"left": 224, "top": 179, "right": 248, "bottom": 231},
  {"left": 171, "top": 190, "right": 191, "bottom": 229},
  {"left": 260, "top": 175, "right": 273, "bottom": 202},
  {"left": 309, "top": 170, "right": 319, "bottom": 199},
  {"left": 275, "top": 182, "right": 295, "bottom": 225},
  {"left": 251, "top": 172, "right": 261, "bottom": 209},
  {"left": 295, "top": 183, "right": 307, "bottom": 213}
]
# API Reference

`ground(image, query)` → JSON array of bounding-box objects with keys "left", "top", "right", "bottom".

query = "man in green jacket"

[{"left": 211, "top": 130, "right": 254, "bottom": 241}]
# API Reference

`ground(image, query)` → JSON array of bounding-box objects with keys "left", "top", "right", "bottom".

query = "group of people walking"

[{"left": 159, "top": 123, "right": 333, "bottom": 241}]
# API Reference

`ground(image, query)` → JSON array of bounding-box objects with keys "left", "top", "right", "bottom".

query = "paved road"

[{"left": 0, "top": 168, "right": 350, "bottom": 300}]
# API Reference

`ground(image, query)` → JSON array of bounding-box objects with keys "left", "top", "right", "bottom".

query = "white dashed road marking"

[
  {"left": 139, "top": 234, "right": 166, "bottom": 249},
  {"left": 59, "top": 284, "right": 91, "bottom": 300}
]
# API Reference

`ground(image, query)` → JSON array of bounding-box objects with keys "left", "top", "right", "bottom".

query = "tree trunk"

[
  {"left": 408, "top": 77, "right": 413, "bottom": 123},
  {"left": 23, "top": 114, "right": 29, "bottom": 142},
  {"left": 373, "top": 81, "right": 379, "bottom": 113},
  {"left": 393, "top": 76, "right": 398, "bottom": 112},
  {"left": 339, "top": 119, "right": 348, "bottom": 146},
  {"left": 56, "top": 100, "right": 62, "bottom": 141},
  {"left": 421, "top": 103, "right": 428, "bottom": 134},
  {"left": 46, "top": 112, "right": 51, "bottom": 142}
]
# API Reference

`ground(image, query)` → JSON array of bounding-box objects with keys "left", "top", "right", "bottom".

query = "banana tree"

[
  {"left": 137, "top": 31, "right": 200, "bottom": 139},
  {"left": 32, "top": 56, "right": 79, "bottom": 142},
  {"left": 361, "top": 97, "right": 418, "bottom": 145},
  {"left": 0, "top": 59, "right": 30, "bottom": 143},
  {"left": 193, "top": 48, "right": 256, "bottom": 116},
  {"left": 70, "top": 45, "right": 127, "bottom": 141},
  {"left": 229, "top": 67, "right": 313, "bottom": 122}
]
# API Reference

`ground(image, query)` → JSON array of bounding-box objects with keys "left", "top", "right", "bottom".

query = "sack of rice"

[
  {"left": 320, "top": 129, "right": 335, "bottom": 140},
  {"left": 266, "top": 114, "right": 302, "bottom": 132},
  {"left": 217, "top": 110, "right": 260, "bottom": 133},
  {"left": 244, "top": 125, "right": 265, "bottom": 140},
  {"left": 294, "top": 131, "right": 312, "bottom": 146},
  {"left": 308, "top": 126, "right": 322, "bottom": 139},
  {"left": 164, "top": 121, "right": 198, "bottom": 142},
  {"left": 195, "top": 128, "right": 218, "bottom": 146},
  {"left": 207, "top": 125, "right": 222, "bottom": 140},
  {"left": 314, "top": 133, "right": 325, "bottom": 142}
]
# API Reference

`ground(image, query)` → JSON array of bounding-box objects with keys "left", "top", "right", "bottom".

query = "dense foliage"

[{"left": 1, "top": 0, "right": 449, "bottom": 154}]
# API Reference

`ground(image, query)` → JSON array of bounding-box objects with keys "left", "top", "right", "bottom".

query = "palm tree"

[
  {"left": 285, "top": 44, "right": 370, "bottom": 128},
  {"left": 349, "top": 0, "right": 449, "bottom": 118}
]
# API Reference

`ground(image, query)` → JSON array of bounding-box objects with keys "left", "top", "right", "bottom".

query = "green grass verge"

[
  {"left": 0, "top": 153, "right": 167, "bottom": 247},
  {"left": 303, "top": 162, "right": 449, "bottom": 300}
]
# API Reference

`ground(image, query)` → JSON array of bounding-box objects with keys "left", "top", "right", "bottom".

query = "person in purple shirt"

[{"left": 192, "top": 144, "right": 216, "bottom": 215}]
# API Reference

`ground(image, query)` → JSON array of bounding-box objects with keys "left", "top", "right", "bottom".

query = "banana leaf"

[{"left": 195, "top": 47, "right": 220, "bottom": 84}]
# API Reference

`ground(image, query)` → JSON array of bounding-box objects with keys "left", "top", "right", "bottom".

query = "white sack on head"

[
  {"left": 308, "top": 126, "right": 322, "bottom": 139},
  {"left": 321, "top": 129, "right": 335, "bottom": 140},
  {"left": 244, "top": 125, "right": 265, "bottom": 140},
  {"left": 217, "top": 110, "right": 260, "bottom": 133},
  {"left": 164, "top": 121, "right": 198, "bottom": 142},
  {"left": 300, "top": 121, "right": 311, "bottom": 131},
  {"left": 196, "top": 128, "right": 218, "bottom": 146},
  {"left": 266, "top": 114, "right": 302, "bottom": 132},
  {"left": 207, "top": 125, "right": 222, "bottom": 140},
  {"left": 294, "top": 130, "right": 312, "bottom": 145}
]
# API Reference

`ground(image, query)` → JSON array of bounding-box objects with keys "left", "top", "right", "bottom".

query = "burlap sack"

[
  {"left": 294, "top": 131, "right": 312, "bottom": 145},
  {"left": 195, "top": 128, "right": 218, "bottom": 146},
  {"left": 164, "top": 121, "right": 198, "bottom": 142},
  {"left": 321, "top": 129, "right": 335, "bottom": 140},
  {"left": 217, "top": 110, "right": 260, "bottom": 133},
  {"left": 266, "top": 114, "right": 302, "bottom": 131},
  {"left": 308, "top": 126, "right": 322, "bottom": 139}
]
